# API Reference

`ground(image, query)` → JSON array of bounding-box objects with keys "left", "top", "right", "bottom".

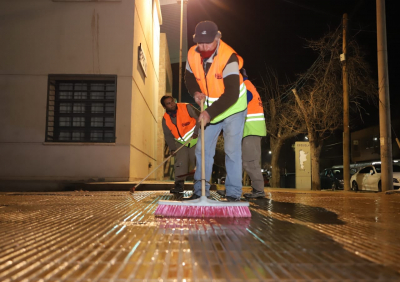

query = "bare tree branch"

[
  {"left": 258, "top": 69, "right": 306, "bottom": 188},
  {"left": 289, "top": 29, "right": 377, "bottom": 190}
]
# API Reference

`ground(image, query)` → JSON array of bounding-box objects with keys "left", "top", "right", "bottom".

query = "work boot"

[
  {"left": 225, "top": 196, "right": 241, "bottom": 202},
  {"left": 170, "top": 181, "right": 184, "bottom": 193},
  {"left": 216, "top": 189, "right": 226, "bottom": 197},
  {"left": 243, "top": 189, "right": 265, "bottom": 198}
]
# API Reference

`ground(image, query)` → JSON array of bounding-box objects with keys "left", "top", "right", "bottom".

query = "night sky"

[{"left": 175, "top": 0, "right": 399, "bottom": 129}]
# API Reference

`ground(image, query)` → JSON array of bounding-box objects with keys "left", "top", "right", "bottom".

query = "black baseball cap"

[{"left": 193, "top": 21, "right": 218, "bottom": 43}]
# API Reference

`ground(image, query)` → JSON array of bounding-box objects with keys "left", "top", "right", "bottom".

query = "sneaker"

[
  {"left": 243, "top": 190, "right": 265, "bottom": 198},
  {"left": 225, "top": 196, "right": 241, "bottom": 202},
  {"left": 216, "top": 189, "right": 226, "bottom": 196}
]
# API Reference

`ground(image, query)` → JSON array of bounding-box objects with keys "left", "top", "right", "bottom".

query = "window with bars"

[{"left": 46, "top": 75, "right": 117, "bottom": 143}]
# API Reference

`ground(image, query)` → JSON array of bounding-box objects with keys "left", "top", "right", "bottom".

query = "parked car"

[
  {"left": 320, "top": 167, "right": 359, "bottom": 190},
  {"left": 320, "top": 168, "right": 344, "bottom": 190},
  {"left": 350, "top": 164, "right": 400, "bottom": 191}
]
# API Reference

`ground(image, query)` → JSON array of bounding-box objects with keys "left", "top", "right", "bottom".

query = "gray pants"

[
  {"left": 242, "top": 136, "right": 264, "bottom": 192},
  {"left": 174, "top": 141, "right": 196, "bottom": 182}
]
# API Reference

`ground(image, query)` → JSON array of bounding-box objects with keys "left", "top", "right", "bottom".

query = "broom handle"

[
  {"left": 201, "top": 100, "right": 206, "bottom": 197},
  {"left": 134, "top": 137, "right": 193, "bottom": 189}
]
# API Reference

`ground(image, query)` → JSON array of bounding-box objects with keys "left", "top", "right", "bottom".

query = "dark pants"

[
  {"left": 174, "top": 141, "right": 196, "bottom": 184},
  {"left": 242, "top": 136, "right": 264, "bottom": 192}
]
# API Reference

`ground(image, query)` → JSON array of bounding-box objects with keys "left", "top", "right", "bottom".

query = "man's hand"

[
  {"left": 198, "top": 110, "right": 211, "bottom": 125},
  {"left": 194, "top": 92, "right": 206, "bottom": 106},
  {"left": 170, "top": 150, "right": 176, "bottom": 156},
  {"left": 192, "top": 133, "right": 198, "bottom": 139}
]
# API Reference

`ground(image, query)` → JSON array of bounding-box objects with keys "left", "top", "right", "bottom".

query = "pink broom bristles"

[
  {"left": 154, "top": 196, "right": 251, "bottom": 218},
  {"left": 155, "top": 204, "right": 251, "bottom": 217}
]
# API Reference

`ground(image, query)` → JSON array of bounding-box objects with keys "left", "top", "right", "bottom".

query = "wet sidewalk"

[{"left": 0, "top": 189, "right": 399, "bottom": 281}]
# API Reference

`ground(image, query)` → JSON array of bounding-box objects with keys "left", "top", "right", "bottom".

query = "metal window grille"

[{"left": 46, "top": 75, "right": 117, "bottom": 143}]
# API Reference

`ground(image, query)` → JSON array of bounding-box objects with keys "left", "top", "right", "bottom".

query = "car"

[
  {"left": 350, "top": 164, "right": 400, "bottom": 191},
  {"left": 320, "top": 168, "right": 344, "bottom": 190},
  {"left": 320, "top": 167, "right": 359, "bottom": 190}
]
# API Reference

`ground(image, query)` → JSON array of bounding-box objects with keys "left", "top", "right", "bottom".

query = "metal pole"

[
  {"left": 376, "top": 0, "right": 392, "bottom": 192},
  {"left": 178, "top": 0, "right": 184, "bottom": 103},
  {"left": 342, "top": 13, "right": 351, "bottom": 192}
]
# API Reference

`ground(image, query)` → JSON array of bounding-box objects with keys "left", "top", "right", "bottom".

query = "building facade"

[
  {"left": 351, "top": 119, "right": 400, "bottom": 163},
  {"left": 0, "top": 0, "right": 172, "bottom": 184}
]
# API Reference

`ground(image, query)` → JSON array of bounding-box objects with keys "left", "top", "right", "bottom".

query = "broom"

[
  {"left": 130, "top": 137, "right": 193, "bottom": 193},
  {"left": 155, "top": 100, "right": 251, "bottom": 217}
]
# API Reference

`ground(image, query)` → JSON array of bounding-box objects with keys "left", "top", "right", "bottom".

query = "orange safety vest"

[
  {"left": 163, "top": 103, "right": 198, "bottom": 147},
  {"left": 187, "top": 40, "right": 247, "bottom": 123},
  {"left": 243, "top": 80, "right": 267, "bottom": 137}
]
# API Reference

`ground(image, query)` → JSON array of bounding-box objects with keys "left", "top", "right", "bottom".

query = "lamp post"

[{"left": 178, "top": 0, "right": 188, "bottom": 102}]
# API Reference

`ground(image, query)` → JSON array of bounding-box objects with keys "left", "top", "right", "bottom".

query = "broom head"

[{"left": 155, "top": 196, "right": 251, "bottom": 218}]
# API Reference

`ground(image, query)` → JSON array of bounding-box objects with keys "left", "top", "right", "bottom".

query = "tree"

[
  {"left": 259, "top": 70, "right": 306, "bottom": 188},
  {"left": 290, "top": 29, "right": 376, "bottom": 190}
]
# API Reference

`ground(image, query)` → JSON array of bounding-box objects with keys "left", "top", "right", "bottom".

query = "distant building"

[
  {"left": 351, "top": 119, "right": 400, "bottom": 163},
  {"left": 0, "top": 0, "right": 173, "bottom": 184},
  {"left": 309, "top": 119, "right": 400, "bottom": 172}
]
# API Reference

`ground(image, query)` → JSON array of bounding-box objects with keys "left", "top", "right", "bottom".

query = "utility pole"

[
  {"left": 376, "top": 0, "right": 392, "bottom": 192},
  {"left": 178, "top": 0, "right": 184, "bottom": 102},
  {"left": 342, "top": 13, "right": 350, "bottom": 192}
]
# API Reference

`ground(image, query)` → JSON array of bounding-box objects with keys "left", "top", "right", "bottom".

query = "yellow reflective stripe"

[
  {"left": 205, "top": 83, "right": 246, "bottom": 104},
  {"left": 246, "top": 113, "right": 265, "bottom": 122},
  {"left": 246, "top": 118, "right": 265, "bottom": 122},
  {"left": 182, "top": 125, "right": 195, "bottom": 140},
  {"left": 246, "top": 113, "right": 264, "bottom": 118},
  {"left": 174, "top": 124, "right": 195, "bottom": 143}
]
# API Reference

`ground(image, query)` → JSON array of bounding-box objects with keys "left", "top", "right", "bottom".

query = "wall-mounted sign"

[{"left": 138, "top": 43, "right": 147, "bottom": 77}]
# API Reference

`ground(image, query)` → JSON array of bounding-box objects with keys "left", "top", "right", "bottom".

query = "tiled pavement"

[{"left": 0, "top": 190, "right": 399, "bottom": 281}]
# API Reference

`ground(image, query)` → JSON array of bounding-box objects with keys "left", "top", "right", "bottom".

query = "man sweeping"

[
  {"left": 161, "top": 96, "right": 198, "bottom": 193},
  {"left": 154, "top": 22, "right": 251, "bottom": 218},
  {"left": 184, "top": 21, "right": 247, "bottom": 202}
]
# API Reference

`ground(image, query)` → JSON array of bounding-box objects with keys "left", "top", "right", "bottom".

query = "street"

[{"left": 0, "top": 189, "right": 399, "bottom": 281}]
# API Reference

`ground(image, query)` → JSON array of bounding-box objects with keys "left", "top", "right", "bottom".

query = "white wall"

[
  {"left": 0, "top": 0, "right": 163, "bottom": 182},
  {"left": 129, "top": 0, "right": 162, "bottom": 180}
]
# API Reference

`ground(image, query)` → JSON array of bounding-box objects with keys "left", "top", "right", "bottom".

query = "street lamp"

[{"left": 177, "top": 0, "right": 188, "bottom": 102}]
